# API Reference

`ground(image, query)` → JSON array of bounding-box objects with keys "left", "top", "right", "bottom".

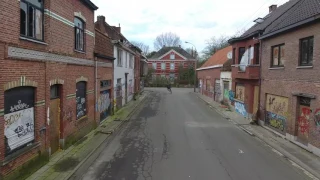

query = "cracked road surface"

[{"left": 70, "top": 88, "right": 313, "bottom": 180}]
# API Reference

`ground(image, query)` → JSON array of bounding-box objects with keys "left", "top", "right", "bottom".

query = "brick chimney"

[
  {"left": 97, "top": 15, "right": 105, "bottom": 22},
  {"left": 269, "top": 5, "right": 277, "bottom": 13}
]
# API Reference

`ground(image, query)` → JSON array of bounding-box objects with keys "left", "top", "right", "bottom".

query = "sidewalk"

[
  {"left": 195, "top": 92, "right": 320, "bottom": 180},
  {"left": 26, "top": 91, "right": 149, "bottom": 180}
]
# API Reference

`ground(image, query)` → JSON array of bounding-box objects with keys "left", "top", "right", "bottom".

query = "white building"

[{"left": 113, "top": 41, "right": 136, "bottom": 111}]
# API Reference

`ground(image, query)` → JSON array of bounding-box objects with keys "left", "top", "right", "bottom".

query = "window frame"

[
  {"left": 50, "top": 84, "right": 60, "bottom": 100},
  {"left": 76, "top": 81, "right": 87, "bottom": 120},
  {"left": 271, "top": 44, "right": 285, "bottom": 67},
  {"left": 152, "top": 63, "right": 157, "bottom": 69},
  {"left": 20, "top": 0, "right": 44, "bottom": 41},
  {"left": 170, "top": 53, "right": 175, "bottom": 60},
  {"left": 170, "top": 63, "right": 175, "bottom": 70},
  {"left": 161, "top": 63, "right": 166, "bottom": 70},
  {"left": 232, "top": 48, "right": 236, "bottom": 64},
  {"left": 299, "top": 36, "right": 314, "bottom": 66},
  {"left": 117, "top": 49, "right": 123, "bottom": 67},
  {"left": 238, "top": 47, "right": 245, "bottom": 64},
  {"left": 74, "top": 17, "right": 85, "bottom": 52}
]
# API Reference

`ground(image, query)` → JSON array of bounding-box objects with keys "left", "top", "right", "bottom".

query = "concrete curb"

[
  {"left": 194, "top": 93, "right": 320, "bottom": 179},
  {"left": 64, "top": 92, "right": 149, "bottom": 180}
]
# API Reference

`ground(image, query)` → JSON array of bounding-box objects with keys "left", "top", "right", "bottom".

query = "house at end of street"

[
  {"left": 197, "top": 46, "right": 232, "bottom": 104},
  {"left": 147, "top": 46, "right": 196, "bottom": 82}
]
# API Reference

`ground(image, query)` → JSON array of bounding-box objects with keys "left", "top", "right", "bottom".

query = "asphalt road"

[{"left": 70, "top": 88, "right": 312, "bottom": 180}]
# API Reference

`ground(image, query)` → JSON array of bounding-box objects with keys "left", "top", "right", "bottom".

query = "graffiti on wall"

[
  {"left": 266, "top": 94, "right": 288, "bottom": 117},
  {"left": 235, "top": 85, "right": 245, "bottom": 102},
  {"left": 224, "top": 89, "right": 229, "bottom": 99},
  {"left": 63, "top": 106, "right": 74, "bottom": 122},
  {"left": 298, "top": 107, "right": 311, "bottom": 135},
  {"left": 97, "top": 90, "right": 111, "bottom": 121},
  {"left": 314, "top": 109, "right": 320, "bottom": 127},
  {"left": 229, "top": 90, "right": 235, "bottom": 102},
  {"left": 265, "top": 94, "right": 288, "bottom": 133},
  {"left": 235, "top": 101, "right": 247, "bottom": 117},
  {"left": 265, "top": 111, "right": 286, "bottom": 132},
  {"left": 4, "top": 87, "right": 35, "bottom": 155}
]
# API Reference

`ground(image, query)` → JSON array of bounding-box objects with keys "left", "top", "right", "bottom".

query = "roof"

[
  {"left": 151, "top": 47, "right": 194, "bottom": 59},
  {"left": 80, "top": 0, "right": 98, "bottom": 10},
  {"left": 199, "top": 46, "right": 232, "bottom": 69},
  {"left": 229, "top": 0, "right": 299, "bottom": 43},
  {"left": 261, "top": 0, "right": 320, "bottom": 39}
]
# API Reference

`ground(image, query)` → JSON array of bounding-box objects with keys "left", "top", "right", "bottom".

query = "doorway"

[
  {"left": 296, "top": 97, "right": 311, "bottom": 145},
  {"left": 50, "top": 85, "right": 61, "bottom": 155}
]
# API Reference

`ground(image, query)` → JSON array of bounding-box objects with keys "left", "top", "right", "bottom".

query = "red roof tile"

[{"left": 200, "top": 46, "right": 232, "bottom": 68}]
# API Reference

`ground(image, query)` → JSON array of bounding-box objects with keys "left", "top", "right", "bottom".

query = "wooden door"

[
  {"left": 253, "top": 86, "right": 259, "bottom": 114},
  {"left": 297, "top": 97, "right": 311, "bottom": 145},
  {"left": 50, "top": 99, "right": 60, "bottom": 154}
]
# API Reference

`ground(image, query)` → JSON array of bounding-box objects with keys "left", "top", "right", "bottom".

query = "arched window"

[
  {"left": 74, "top": 17, "right": 85, "bottom": 51},
  {"left": 4, "top": 87, "right": 35, "bottom": 156},
  {"left": 76, "top": 81, "right": 87, "bottom": 119}
]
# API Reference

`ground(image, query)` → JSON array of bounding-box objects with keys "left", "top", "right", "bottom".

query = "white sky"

[{"left": 91, "top": 0, "right": 289, "bottom": 53}]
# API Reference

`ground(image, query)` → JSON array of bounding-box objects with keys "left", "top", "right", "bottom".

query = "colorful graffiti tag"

[
  {"left": 97, "top": 90, "right": 111, "bottom": 122},
  {"left": 235, "top": 101, "right": 247, "bottom": 117},
  {"left": 314, "top": 109, "right": 320, "bottom": 127},
  {"left": 265, "top": 111, "right": 286, "bottom": 132},
  {"left": 224, "top": 89, "right": 229, "bottom": 99},
  {"left": 298, "top": 107, "right": 311, "bottom": 135},
  {"left": 229, "top": 90, "right": 235, "bottom": 102}
]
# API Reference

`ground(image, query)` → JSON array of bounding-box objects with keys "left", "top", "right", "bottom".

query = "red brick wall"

[
  {"left": 148, "top": 61, "right": 195, "bottom": 77},
  {"left": 260, "top": 22, "right": 320, "bottom": 148},
  {"left": 197, "top": 68, "right": 221, "bottom": 98},
  {"left": 0, "top": 0, "right": 98, "bottom": 177}
]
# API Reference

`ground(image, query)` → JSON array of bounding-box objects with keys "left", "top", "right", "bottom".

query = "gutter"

[{"left": 196, "top": 64, "right": 223, "bottom": 71}]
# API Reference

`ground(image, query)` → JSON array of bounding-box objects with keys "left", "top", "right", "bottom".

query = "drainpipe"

[
  {"left": 94, "top": 57, "right": 98, "bottom": 125},
  {"left": 257, "top": 33, "right": 263, "bottom": 125}
]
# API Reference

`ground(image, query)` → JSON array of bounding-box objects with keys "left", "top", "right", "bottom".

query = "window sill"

[
  {"left": 74, "top": 49, "right": 86, "bottom": 54},
  {"left": 2, "top": 142, "right": 41, "bottom": 166},
  {"left": 76, "top": 115, "right": 88, "bottom": 124},
  {"left": 20, "top": 37, "right": 47, "bottom": 45},
  {"left": 269, "top": 67, "right": 284, "bottom": 70},
  {"left": 296, "top": 66, "right": 313, "bottom": 69}
]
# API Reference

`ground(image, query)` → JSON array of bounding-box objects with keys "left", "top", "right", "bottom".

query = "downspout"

[
  {"left": 257, "top": 33, "right": 263, "bottom": 125},
  {"left": 94, "top": 57, "right": 98, "bottom": 125}
]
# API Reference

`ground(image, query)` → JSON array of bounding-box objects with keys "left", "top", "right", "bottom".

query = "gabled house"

[
  {"left": 147, "top": 46, "right": 196, "bottom": 81},
  {"left": 197, "top": 46, "right": 232, "bottom": 103},
  {"left": 259, "top": 0, "right": 320, "bottom": 155},
  {"left": 228, "top": 1, "right": 300, "bottom": 119},
  {"left": 95, "top": 16, "right": 142, "bottom": 112}
]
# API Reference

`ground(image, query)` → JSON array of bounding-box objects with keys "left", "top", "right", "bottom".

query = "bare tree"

[
  {"left": 202, "top": 35, "right": 230, "bottom": 60},
  {"left": 131, "top": 41, "right": 150, "bottom": 56},
  {"left": 153, "top": 32, "right": 182, "bottom": 50}
]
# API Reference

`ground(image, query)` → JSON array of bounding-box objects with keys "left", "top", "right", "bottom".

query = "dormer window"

[{"left": 170, "top": 53, "right": 175, "bottom": 60}]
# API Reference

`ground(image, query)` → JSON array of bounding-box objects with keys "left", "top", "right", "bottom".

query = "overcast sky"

[{"left": 91, "top": 0, "right": 289, "bottom": 53}]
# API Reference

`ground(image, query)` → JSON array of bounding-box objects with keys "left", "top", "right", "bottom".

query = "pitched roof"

[
  {"left": 199, "top": 46, "right": 232, "bottom": 69},
  {"left": 229, "top": 0, "right": 299, "bottom": 43},
  {"left": 151, "top": 47, "right": 194, "bottom": 59},
  {"left": 262, "top": 0, "right": 320, "bottom": 39}
]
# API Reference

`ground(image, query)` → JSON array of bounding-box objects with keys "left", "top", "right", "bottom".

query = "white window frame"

[
  {"left": 170, "top": 54, "right": 175, "bottom": 60},
  {"left": 152, "top": 63, "right": 157, "bottom": 69},
  {"left": 170, "top": 63, "right": 175, "bottom": 70},
  {"left": 161, "top": 63, "right": 165, "bottom": 70}
]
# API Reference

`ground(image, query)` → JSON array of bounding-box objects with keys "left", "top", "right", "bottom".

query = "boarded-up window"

[
  {"left": 271, "top": 44, "right": 285, "bottom": 67},
  {"left": 76, "top": 81, "right": 87, "bottom": 119},
  {"left": 4, "top": 87, "right": 35, "bottom": 156},
  {"left": 235, "top": 84, "right": 245, "bottom": 102},
  {"left": 206, "top": 79, "right": 211, "bottom": 91}
]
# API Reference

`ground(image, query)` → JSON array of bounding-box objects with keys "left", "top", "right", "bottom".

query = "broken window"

[
  {"left": 271, "top": 44, "right": 285, "bottom": 67},
  {"left": 20, "top": 0, "right": 44, "bottom": 41},
  {"left": 299, "top": 36, "right": 313, "bottom": 66},
  {"left": 238, "top": 47, "right": 245, "bottom": 64}
]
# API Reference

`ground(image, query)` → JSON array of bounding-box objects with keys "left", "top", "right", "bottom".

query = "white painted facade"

[{"left": 113, "top": 45, "right": 135, "bottom": 106}]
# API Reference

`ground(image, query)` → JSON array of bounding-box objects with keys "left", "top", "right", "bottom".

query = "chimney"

[
  {"left": 97, "top": 15, "right": 105, "bottom": 22},
  {"left": 269, "top": 5, "right": 277, "bottom": 13}
]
